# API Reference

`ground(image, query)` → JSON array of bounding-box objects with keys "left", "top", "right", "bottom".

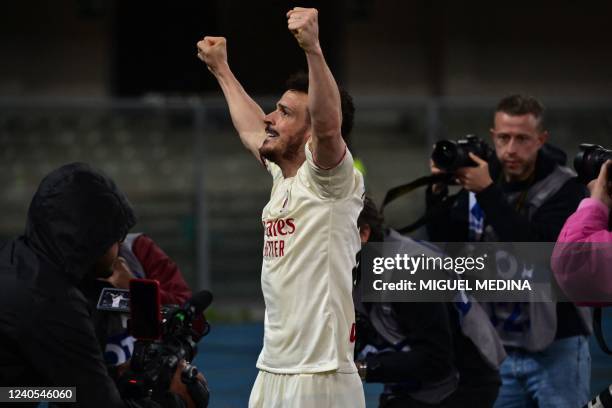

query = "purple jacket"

[{"left": 552, "top": 198, "right": 612, "bottom": 306}]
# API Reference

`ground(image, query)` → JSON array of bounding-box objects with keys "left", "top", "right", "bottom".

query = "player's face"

[
  {"left": 490, "top": 112, "right": 548, "bottom": 182},
  {"left": 260, "top": 90, "right": 311, "bottom": 164},
  {"left": 92, "top": 242, "right": 120, "bottom": 278}
]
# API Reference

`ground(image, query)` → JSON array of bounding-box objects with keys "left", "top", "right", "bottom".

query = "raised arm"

[
  {"left": 551, "top": 161, "right": 612, "bottom": 304},
  {"left": 197, "top": 36, "right": 266, "bottom": 162},
  {"left": 287, "top": 8, "right": 345, "bottom": 168}
]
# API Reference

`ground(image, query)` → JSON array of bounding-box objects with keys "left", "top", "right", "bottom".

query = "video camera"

[
  {"left": 431, "top": 135, "right": 494, "bottom": 173},
  {"left": 117, "top": 279, "right": 212, "bottom": 406},
  {"left": 574, "top": 143, "right": 612, "bottom": 183}
]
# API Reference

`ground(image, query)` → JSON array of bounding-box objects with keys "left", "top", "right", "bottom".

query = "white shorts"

[{"left": 248, "top": 370, "right": 365, "bottom": 408}]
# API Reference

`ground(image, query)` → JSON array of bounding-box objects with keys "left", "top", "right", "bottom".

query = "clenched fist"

[
  {"left": 197, "top": 36, "right": 228, "bottom": 75},
  {"left": 287, "top": 7, "right": 320, "bottom": 53}
]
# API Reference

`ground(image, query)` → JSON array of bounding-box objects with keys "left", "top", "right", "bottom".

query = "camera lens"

[
  {"left": 574, "top": 144, "right": 612, "bottom": 182},
  {"left": 432, "top": 140, "right": 459, "bottom": 171},
  {"left": 181, "top": 364, "right": 199, "bottom": 382}
]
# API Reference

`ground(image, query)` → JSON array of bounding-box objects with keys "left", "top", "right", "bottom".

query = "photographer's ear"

[{"left": 537, "top": 130, "right": 549, "bottom": 147}]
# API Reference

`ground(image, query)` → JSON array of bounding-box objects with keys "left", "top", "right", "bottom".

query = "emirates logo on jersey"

[
  {"left": 263, "top": 218, "right": 296, "bottom": 238},
  {"left": 262, "top": 218, "right": 296, "bottom": 258}
]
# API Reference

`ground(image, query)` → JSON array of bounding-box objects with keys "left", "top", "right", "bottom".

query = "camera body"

[
  {"left": 120, "top": 304, "right": 207, "bottom": 398},
  {"left": 118, "top": 280, "right": 211, "bottom": 404},
  {"left": 431, "top": 135, "right": 494, "bottom": 172},
  {"left": 574, "top": 143, "right": 612, "bottom": 183}
]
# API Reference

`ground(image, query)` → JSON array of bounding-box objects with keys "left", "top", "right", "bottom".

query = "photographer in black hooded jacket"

[
  {"left": 0, "top": 163, "right": 201, "bottom": 408},
  {"left": 426, "top": 95, "right": 592, "bottom": 407}
]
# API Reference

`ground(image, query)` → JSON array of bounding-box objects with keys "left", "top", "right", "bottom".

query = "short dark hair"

[
  {"left": 357, "top": 196, "right": 385, "bottom": 243},
  {"left": 495, "top": 94, "right": 546, "bottom": 130},
  {"left": 285, "top": 72, "right": 355, "bottom": 144}
]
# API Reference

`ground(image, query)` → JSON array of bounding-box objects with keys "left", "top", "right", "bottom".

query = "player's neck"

[
  {"left": 279, "top": 159, "right": 304, "bottom": 178},
  {"left": 276, "top": 152, "right": 306, "bottom": 178}
]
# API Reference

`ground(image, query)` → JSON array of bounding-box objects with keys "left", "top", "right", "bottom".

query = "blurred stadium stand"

[{"left": 1, "top": 96, "right": 610, "bottom": 317}]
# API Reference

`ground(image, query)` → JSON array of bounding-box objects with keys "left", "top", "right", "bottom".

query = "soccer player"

[{"left": 197, "top": 7, "right": 365, "bottom": 408}]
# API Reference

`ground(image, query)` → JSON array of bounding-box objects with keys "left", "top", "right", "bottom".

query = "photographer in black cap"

[{"left": 0, "top": 163, "right": 205, "bottom": 407}]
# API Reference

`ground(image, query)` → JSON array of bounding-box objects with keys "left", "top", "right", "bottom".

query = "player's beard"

[
  {"left": 259, "top": 138, "right": 279, "bottom": 163},
  {"left": 260, "top": 125, "right": 309, "bottom": 165}
]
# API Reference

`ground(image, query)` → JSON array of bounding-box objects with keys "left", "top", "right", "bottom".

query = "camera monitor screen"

[
  {"left": 129, "top": 279, "right": 161, "bottom": 340},
  {"left": 97, "top": 287, "right": 130, "bottom": 313}
]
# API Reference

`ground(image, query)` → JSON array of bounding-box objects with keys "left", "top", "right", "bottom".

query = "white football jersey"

[{"left": 256, "top": 142, "right": 365, "bottom": 374}]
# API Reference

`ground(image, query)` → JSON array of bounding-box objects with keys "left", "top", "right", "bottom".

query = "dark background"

[{"left": 1, "top": 0, "right": 611, "bottom": 98}]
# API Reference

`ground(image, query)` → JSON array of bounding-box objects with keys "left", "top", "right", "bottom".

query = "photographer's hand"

[
  {"left": 170, "top": 360, "right": 197, "bottom": 408},
  {"left": 588, "top": 159, "right": 612, "bottom": 208},
  {"left": 170, "top": 360, "right": 209, "bottom": 408},
  {"left": 456, "top": 153, "right": 493, "bottom": 193},
  {"left": 430, "top": 159, "right": 446, "bottom": 194},
  {"left": 107, "top": 256, "right": 134, "bottom": 289}
]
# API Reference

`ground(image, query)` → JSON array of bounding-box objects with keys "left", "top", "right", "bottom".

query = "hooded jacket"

[{"left": 0, "top": 163, "right": 154, "bottom": 407}]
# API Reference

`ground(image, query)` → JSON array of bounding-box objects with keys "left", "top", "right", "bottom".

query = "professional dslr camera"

[
  {"left": 574, "top": 143, "right": 612, "bottom": 183},
  {"left": 379, "top": 135, "right": 494, "bottom": 233},
  {"left": 431, "top": 134, "right": 494, "bottom": 173},
  {"left": 117, "top": 280, "right": 211, "bottom": 407}
]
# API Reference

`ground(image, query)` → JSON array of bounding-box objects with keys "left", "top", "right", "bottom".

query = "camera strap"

[
  {"left": 381, "top": 173, "right": 460, "bottom": 234},
  {"left": 594, "top": 307, "right": 612, "bottom": 355}
]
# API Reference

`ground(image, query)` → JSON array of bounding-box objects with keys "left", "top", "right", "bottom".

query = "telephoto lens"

[
  {"left": 574, "top": 143, "right": 612, "bottom": 183},
  {"left": 431, "top": 135, "right": 493, "bottom": 172}
]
